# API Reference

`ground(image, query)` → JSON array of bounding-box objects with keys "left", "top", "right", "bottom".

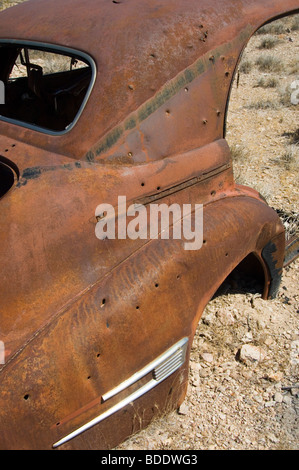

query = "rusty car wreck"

[{"left": 0, "top": 0, "right": 298, "bottom": 450}]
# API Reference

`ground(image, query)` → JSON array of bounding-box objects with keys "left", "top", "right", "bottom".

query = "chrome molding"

[
  {"left": 102, "top": 337, "right": 188, "bottom": 402},
  {"left": 53, "top": 337, "right": 188, "bottom": 448}
]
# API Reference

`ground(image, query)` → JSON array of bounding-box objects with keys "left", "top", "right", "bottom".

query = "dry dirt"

[
  {"left": 1, "top": 2, "right": 298, "bottom": 452},
  {"left": 116, "top": 16, "right": 299, "bottom": 451}
]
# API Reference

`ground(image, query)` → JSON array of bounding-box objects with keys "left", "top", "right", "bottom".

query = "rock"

[
  {"left": 253, "top": 395, "right": 264, "bottom": 404},
  {"left": 190, "top": 362, "right": 202, "bottom": 374},
  {"left": 238, "top": 344, "right": 267, "bottom": 365},
  {"left": 242, "top": 331, "right": 253, "bottom": 343},
  {"left": 267, "top": 371, "right": 284, "bottom": 382},
  {"left": 274, "top": 392, "right": 283, "bottom": 403},
  {"left": 201, "top": 352, "right": 214, "bottom": 363},
  {"left": 265, "top": 400, "right": 276, "bottom": 407},
  {"left": 178, "top": 403, "right": 189, "bottom": 416},
  {"left": 264, "top": 336, "right": 274, "bottom": 346},
  {"left": 282, "top": 395, "right": 292, "bottom": 406},
  {"left": 198, "top": 369, "right": 210, "bottom": 378},
  {"left": 215, "top": 309, "right": 235, "bottom": 325},
  {"left": 191, "top": 378, "right": 201, "bottom": 387}
]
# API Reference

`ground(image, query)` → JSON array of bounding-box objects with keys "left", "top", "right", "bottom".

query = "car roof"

[{"left": 0, "top": 0, "right": 297, "bottom": 159}]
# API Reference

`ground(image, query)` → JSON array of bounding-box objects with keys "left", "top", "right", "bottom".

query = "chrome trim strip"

[
  {"left": 102, "top": 337, "right": 188, "bottom": 402},
  {"left": 53, "top": 337, "right": 188, "bottom": 448},
  {"left": 53, "top": 379, "right": 157, "bottom": 448}
]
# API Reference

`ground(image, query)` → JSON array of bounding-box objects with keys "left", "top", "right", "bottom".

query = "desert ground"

[{"left": 1, "top": 1, "right": 298, "bottom": 451}]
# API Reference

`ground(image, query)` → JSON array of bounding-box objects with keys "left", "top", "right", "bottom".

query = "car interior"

[{"left": 0, "top": 45, "right": 93, "bottom": 132}]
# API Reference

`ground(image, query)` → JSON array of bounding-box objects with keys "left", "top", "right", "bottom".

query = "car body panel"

[
  {"left": 0, "top": 0, "right": 297, "bottom": 450},
  {"left": 0, "top": 0, "right": 297, "bottom": 158}
]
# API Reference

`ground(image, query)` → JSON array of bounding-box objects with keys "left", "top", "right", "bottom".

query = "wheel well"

[{"left": 213, "top": 252, "right": 266, "bottom": 300}]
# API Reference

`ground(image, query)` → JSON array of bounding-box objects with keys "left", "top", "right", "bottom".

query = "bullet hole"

[
  {"left": 128, "top": 151, "right": 133, "bottom": 157},
  {"left": 177, "top": 274, "right": 181, "bottom": 280},
  {"left": 141, "top": 182, "right": 145, "bottom": 187},
  {"left": 203, "top": 119, "right": 208, "bottom": 125},
  {"left": 101, "top": 298, "right": 106, "bottom": 307},
  {"left": 87, "top": 375, "right": 91, "bottom": 380},
  {"left": 225, "top": 71, "right": 230, "bottom": 77},
  {"left": 211, "top": 190, "right": 216, "bottom": 196},
  {"left": 203, "top": 239, "right": 207, "bottom": 244},
  {"left": 128, "top": 84, "right": 134, "bottom": 90},
  {"left": 155, "top": 283, "right": 159, "bottom": 288},
  {"left": 217, "top": 110, "right": 221, "bottom": 116},
  {"left": 200, "top": 31, "right": 208, "bottom": 42},
  {"left": 136, "top": 305, "right": 140, "bottom": 310},
  {"left": 23, "top": 394, "right": 30, "bottom": 400},
  {"left": 156, "top": 186, "right": 161, "bottom": 190},
  {"left": 225, "top": 252, "right": 229, "bottom": 257},
  {"left": 165, "top": 109, "right": 170, "bottom": 115},
  {"left": 96, "top": 353, "right": 101, "bottom": 358},
  {"left": 184, "top": 87, "right": 189, "bottom": 92},
  {"left": 56, "top": 422, "right": 60, "bottom": 426}
]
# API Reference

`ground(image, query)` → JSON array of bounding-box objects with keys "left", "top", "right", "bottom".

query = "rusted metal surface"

[{"left": 0, "top": 0, "right": 298, "bottom": 450}]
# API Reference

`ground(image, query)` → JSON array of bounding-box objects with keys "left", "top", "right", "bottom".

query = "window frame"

[{"left": 0, "top": 39, "right": 96, "bottom": 136}]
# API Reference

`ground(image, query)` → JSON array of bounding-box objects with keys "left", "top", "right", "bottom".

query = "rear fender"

[{"left": 0, "top": 192, "right": 285, "bottom": 450}]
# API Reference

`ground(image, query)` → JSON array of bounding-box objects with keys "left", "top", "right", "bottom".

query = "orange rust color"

[{"left": 0, "top": 0, "right": 297, "bottom": 450}]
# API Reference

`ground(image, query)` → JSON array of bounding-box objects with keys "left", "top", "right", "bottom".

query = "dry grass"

[
  {"left": 271, "top": 145, "right": 299, "bottom": 171},
  {"left": 291, "top": 14, "right": 299, "bottom": 31},
  {"left": 255, "top": 77, "right": 279, "bottom": 88},
  {"left": 255, "top": 55, "right": 283, "bottom": 72},
  {"left": 226, "top": 13, "right": 298, "bottom": 215},
  {"left": 255, "top": 20, "right": 286, "bottom": 36},
  {"left": 288, "top": 59, "right": 299, "bottom": 76},
  {"left": 258, "top": 36, "right": 280, "bottom": 50},
  {"left": 0, "top": 0, "right": 24, "bottom": 10},
  {"left": 239, "top": 59, "right": 253, "bottom": 74},
  {"left": 246, "top": 100, "right": 278, "bottom": 110}
]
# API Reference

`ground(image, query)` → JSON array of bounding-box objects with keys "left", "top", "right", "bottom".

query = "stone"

[
  {"left": 274, "top": 392, "right": 283, "bottom": 403},
  {"left": 178, "top": 403, "right": 189, "bottom": 416},
  {"left": 267, "top": 371, "right": 284, "bottom": 382},
  {"left": 201, "top": 352, "right": 214, "bottom": 363},
  {"left": 238, "top": 344, "right": 267, "bottom": 364},
  {"left": 282, "top": 395, "right": 292, "bottom": 406}
]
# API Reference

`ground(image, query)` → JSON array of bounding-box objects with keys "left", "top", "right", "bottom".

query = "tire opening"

[
  {"left": 213, "top": 253, "right": 265, "bottom": 299},
  {"left": 0, "top": 159, "right": 18, "bottom": 198}
]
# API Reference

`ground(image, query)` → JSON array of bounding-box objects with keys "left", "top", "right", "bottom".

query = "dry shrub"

[
  {"left": 258, "top": 36, "right": 279, "bottom": 50},
  {"left": 256, "top": 55, "right": 283, "bottom": 72}
]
